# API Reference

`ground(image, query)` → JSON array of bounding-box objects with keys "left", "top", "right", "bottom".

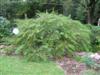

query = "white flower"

[
  {"left": 12, "top": 28, "right": 19, "bottom": 35},
  {"left": 90, "top": 53, "right": 95, "bottom": 58}
]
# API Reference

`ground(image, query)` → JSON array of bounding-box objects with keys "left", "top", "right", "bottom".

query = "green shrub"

[
  {"left": 15, "top": 19, "right": 33, "bottom": 31},
  {"left": 0, "top": 17, "right": 12, "bottom": 42},
  {"left": 91, "top": 26, "right": 100, "bottom": 51},
  {"left": 16, "top": 13, "right": 92, "bottom": 61}
]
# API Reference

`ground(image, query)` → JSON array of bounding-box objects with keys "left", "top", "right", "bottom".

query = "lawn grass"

[
  {"left": 82, "top": 69, "right": 100, "bottom": 75},
  {"left": 0, "top": 56, "right": 64, "bottom": 75}
]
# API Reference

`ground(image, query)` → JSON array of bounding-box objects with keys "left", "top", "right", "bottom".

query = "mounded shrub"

[{"left": 16, "top": 13, "right": 92, "bottom": 61}]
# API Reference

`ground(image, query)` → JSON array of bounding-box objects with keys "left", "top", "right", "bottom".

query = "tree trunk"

[
  {"left": 87, "top": 9, "right": 91, "bottom": 24},
  {"left": 87, "top": 8, "right": 95, "bottom": 24},
  {"left": 24, "top": 13, "right": 28, "bottom": 19},
  {"left": 87, "top": 0, "right": 96, "bottom": 24}
]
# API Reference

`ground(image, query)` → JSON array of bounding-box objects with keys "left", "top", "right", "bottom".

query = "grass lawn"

[{"left": 0, "top": 56, "right": 64, "bottom": 75}]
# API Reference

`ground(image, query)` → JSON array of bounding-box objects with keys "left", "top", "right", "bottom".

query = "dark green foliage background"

[{"left": 0, "top": 17, "right": 12, "bottom": 42}]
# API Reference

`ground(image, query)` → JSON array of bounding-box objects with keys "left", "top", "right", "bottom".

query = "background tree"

[
  {"left": 0, "top": 0, "right": 100, "bottom": 25},
  {"left": 73, "top": 0, "right": 100, "bottom": 24}
]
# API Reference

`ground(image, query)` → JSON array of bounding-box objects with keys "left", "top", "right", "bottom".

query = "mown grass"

[
  {"left": 0, "top": 56, "right": 64, "bottom": 75},
  {"left": 82, "top": 69, "right": 100, "bottom": 75}
]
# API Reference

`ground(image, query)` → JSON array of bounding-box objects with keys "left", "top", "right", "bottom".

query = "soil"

[
  {"left": 56, "top": 57, "right": 87, "bottom": 75},
  {"left": 56, "top": 52, "right": 100, "bottom": 75}
]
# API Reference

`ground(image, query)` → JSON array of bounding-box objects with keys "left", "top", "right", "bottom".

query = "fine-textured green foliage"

[{"left": 16, "top": 13, "right": 92, "bottom": 61}]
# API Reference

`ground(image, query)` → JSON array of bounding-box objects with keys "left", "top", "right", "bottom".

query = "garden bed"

[{"left": 56, "top": 52, "right": 100, "bottom": 75}]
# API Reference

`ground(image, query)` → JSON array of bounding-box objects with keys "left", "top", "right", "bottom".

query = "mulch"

[
  {"left": 56, "top": 52, "right": 100, "bottom": 75},
  {"left": 56, "top": 57, "right": 87, "bottom": 75}
]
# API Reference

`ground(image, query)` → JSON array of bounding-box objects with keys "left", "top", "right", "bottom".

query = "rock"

[{"left": 90, "top": 53, "right": 100, "bottom": 60}]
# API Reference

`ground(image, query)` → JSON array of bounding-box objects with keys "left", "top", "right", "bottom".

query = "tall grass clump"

[{"left": 16, "top": 13, "right": 92, "bottom": 61}]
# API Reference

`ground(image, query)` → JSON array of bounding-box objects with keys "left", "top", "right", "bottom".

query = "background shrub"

[
  {"left": 16, "top": 13, "right": 92, "bottom": 61},
  {"left": 0, "top": 17, "right": 13, "bottom": 43},
  {"left": 91, "top": 26, "right": 100, "bottom": 51}
]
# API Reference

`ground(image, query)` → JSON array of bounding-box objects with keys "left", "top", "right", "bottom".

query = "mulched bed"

[
  {"left": 56, "top": 57, "right": 86, "bottom": 75},
  {"left": 56, "top": 52, "right": 100, "bottom": 75},
  {"left": 0, "top": 44, "right": 16, "bottom": 56}
]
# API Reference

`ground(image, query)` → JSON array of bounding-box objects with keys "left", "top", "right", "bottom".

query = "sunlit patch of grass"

[{"left": 0, "top": 56, "right": 64, "bottom": 75}]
